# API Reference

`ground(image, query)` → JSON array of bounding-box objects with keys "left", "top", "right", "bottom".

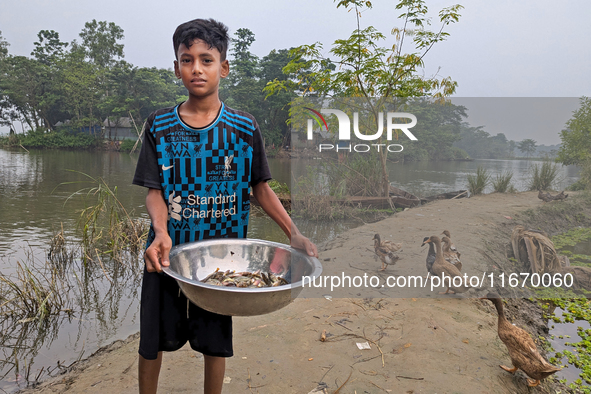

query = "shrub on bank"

[
  {"left": 528, "top": 161, "right": 559, "bottom": 191},
  {"left": 0, "top": 128, "right": 101, "bottom": 149},
  {"left": 119, "top": 139, "right": 140, "bottom": 153},
  {"left": 467, "top": 166, "right": 490, "bottom": 195},
  {"left": 492, "top": 170, "right": 514, "bottom": 193}
]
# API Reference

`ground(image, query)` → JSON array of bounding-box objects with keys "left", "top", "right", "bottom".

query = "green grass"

[
  {"left": 528, "top": 161, "right": 560, "bottom": 191},
  {"left": 492, "top": 170, "right": 514, "bottom": 193},
  {"left": 467, "top": 166, "right": 490, "bottom": 195}
]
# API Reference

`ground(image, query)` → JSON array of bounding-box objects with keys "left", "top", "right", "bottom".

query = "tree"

[
  {"left": 220, "top": 29, "right": 295, "bottom": 147},
  {"left": 79, "top": 20, "right": 124, "bottom": 68},
  {"left": 266, "top": 0, "right": 463, "bottom": 196},
  {"left": 557, "top": 97, "right": 591, "bottom": 166},
  {"left": 0, "top": 31, "right": 8, "bottom": 59},
  {"left": 0, "top": 55, "right": 48, "bottom": 130},
  {"left": 31, "top": 30, "right": 68, "bottom": 66},
  {"left": 517, "top": 138, "right": 537, "bottom": 159},
  {"left": 0, "top": 31, "right": 12, "bottom": 126}
]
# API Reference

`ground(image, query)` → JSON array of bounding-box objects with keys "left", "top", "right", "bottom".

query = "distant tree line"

[
  {"left": 0, "top": 23, "right": 294, "bottom": 148},
  {"left": 0, "top": 22, "right": 185, "bottom": 137}
]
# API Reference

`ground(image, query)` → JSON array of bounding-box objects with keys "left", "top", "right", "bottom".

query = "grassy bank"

[{"left": 0, "top": 130, "right": 142, "bottom": 152}]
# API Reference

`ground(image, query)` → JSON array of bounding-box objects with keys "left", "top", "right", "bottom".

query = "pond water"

[
  {"left": 548, "top": 237, "right": 591, "bottom": 387},
  {"left": 0, "top": 148, "right": 583, "bottom": 392}
]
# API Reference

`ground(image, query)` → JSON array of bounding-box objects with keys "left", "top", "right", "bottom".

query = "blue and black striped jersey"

[{"left": 133, "top": 103, "right": 272, "bottom": 247}]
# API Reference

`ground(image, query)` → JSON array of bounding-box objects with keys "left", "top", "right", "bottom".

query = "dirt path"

[{"left": 20, "top": 192, "right": 569, "bottom": 393}]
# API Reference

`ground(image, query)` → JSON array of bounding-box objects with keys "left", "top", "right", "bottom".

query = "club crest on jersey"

[{"left": 223, "top": 155, "right": 234, "bottom": 177}]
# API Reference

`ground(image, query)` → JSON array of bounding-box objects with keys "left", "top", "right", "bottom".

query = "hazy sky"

[{"left": 1, "top": 0, "right": 589, "bottom": 144}]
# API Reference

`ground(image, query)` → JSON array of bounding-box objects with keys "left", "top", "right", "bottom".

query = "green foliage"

[
  {"left": 265, "top": 0, "right": 463, "bottom": 194},
  {"left": 326, "top": 153, "right": 383, "bottom": 197},
  {"left": 467, "top": 166, "right": 490, "bottom": 195},
  {"left": 528, "top": 161, "right": 559, "bottom": 191},
  {"left": 268, "top": 179, "right": 290, "bottom": 195},
  {"left": 544, "top": 297, "right": 591, "bottom": 390},
  {"left": 557, "top": 97, "right": 591, "bottom": 167},
  {"left": 567, "top": 157, "right": 591, "bottom": 191},
  {"left": 60, "top": 171, "right": 148, "bottom": 259},
  {"left": 119, "top": 138, "right": 138, "bottom": 153},
  {"left": 220, "top": 29, "right": 294, "bottom": 147},
  {"left": 492, "top": 170, "right": 514, "bottom": 193},
  {"left": 454, "top": 126, "right": 514, "bottom": 159},
  {"left": 400, "top": 100, "right": 467, "bottom": 161},
  {"left": 0, "top": 128, "right": 100, "bottom": 149},
  {"left": 0, "top": 21, "right": 185, "bottom": 147},
  {"left": 79, "top": 19, "right": 124, "bottom": 68}
]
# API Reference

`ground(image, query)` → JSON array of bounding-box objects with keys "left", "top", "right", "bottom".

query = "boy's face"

[{"left": 174, "top": 39, "right": 229, "bottom": 99}]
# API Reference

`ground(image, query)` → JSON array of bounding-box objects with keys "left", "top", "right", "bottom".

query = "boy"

[{"left": 132, "top": 18, "right": 317, "bottom": 393}]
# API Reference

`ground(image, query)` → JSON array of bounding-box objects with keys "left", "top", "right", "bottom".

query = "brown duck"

[
  {"left": 423, "top": 235, "right": 470, "bottom": 294},
  {"left": 441, "top": 230, "right": 461, "bottom": 258},
  {"left": 372, "top": 234, "right": 402, "bottom": 271},
  {"left": 481, "top": 293, "right": 560, "bottom": 387},
  {"left": 441, "top": 236, "right": 462, "bottom": 271}
]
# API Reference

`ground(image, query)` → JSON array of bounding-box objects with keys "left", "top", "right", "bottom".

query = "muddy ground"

[{"left": 20, "top": 191, "right": 586, "bottom": 394}]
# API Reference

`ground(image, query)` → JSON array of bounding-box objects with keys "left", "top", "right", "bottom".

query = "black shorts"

[{"left": 139, "top": 266, "right": 233, "bottom": 360}]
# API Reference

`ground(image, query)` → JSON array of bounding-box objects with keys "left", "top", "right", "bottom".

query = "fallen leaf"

[{"left": 462, "top": 339, "right": 469, "bottom": 344}]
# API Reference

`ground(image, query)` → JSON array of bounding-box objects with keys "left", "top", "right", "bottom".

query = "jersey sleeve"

[
  {"left": 250, "top": 118, "right": 272, "bottom": 186},
  {"left": 132, "top": 114, "right": 161, "bottom": 189}
]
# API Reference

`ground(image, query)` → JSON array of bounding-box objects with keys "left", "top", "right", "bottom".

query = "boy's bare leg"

[
  {"left": 203, "top": 355, "right": 225, "bottom": 394},
  {"left": 138, "top": 352, "right": 162, "bottom": 394}
]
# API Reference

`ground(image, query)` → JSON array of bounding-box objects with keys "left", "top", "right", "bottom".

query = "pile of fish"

[{"left": 201, "top": 268, "right": 289, "bottom": 288}]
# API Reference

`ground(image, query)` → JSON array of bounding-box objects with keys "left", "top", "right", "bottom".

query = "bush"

[
  {"left": 119, "top": 139, "right": 139, "bottom": 153},
  {"left": 492, "top": 170, "right": 514, "bottom": 193},
  {"left": 467, "top": 166, "right": 490, "bottom": 195},
  {"left": 528, "top": 161, "right": 559, "bottom": 191}
]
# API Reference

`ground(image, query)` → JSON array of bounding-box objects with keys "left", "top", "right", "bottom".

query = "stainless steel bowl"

[{"left": 163, "top": 238, "right": 322, "bottom": 316}]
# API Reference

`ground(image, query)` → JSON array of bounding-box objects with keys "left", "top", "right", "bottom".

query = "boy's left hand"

[{"left": 291, "top": 233, "right": 318, "bottom": 258}]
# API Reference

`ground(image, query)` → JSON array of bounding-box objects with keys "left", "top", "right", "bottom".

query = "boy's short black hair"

[{"left": 173, "top": 19, "right": 229, "bottom": 61}]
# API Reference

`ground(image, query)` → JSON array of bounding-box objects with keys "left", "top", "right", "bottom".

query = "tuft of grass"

[
  {"left": 58, "top": 171, "right": 149, "bottom": 264},
  {"left": 492, "top": 170, "right": 514, "bottom": 193},
  {"left": 467, "top": 166, "right": 490, "bottom": 195},
  {"left": 528, "top": 161, "right": 560, "bottom": 191},
  {"left": 0, "top": 261, "right": 70, "bottom": 322}
]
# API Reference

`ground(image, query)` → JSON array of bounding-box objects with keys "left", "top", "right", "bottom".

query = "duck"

[
  {"left": 423, "top": 235, "right": 470, "bottom": 294},
  {"left": 421, "top": 236, "right": 436, "bottom": 275},
  {"left": 441, "top": 236, "right": 462, "bottom": 271},
  {"left": 373, "top": 234, "right": 402, "bottom": 253},
  {"left": 480, "top": 293, "right": 560, "bottom": 387},
  {"left": 372, "top": 234, "right": 402, "bottom": 271},
  {"left": 537, "top": 189, "right": 553, "bottom": 202},
  {"left": 441, "top": 230, "right": 461, "bottom": 258}
]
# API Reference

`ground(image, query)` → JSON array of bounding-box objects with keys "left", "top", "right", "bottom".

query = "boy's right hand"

[{"left": 144, "top": 233, "right": 172, "bottom": 273}]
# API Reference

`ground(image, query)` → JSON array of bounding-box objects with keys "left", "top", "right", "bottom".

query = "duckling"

[
  {"left": 441, "top": 230, "right": 461, "bottom": 258},
  {"left": 480, "top": 293, "right": 560, "bottom": 387},
  {"left": 372, "top": 234, "right": 401, "bottom": 271},
  {"left": 421, "top": 236, "right": 436, "bottom": 275},
  {"left": 423, "top": 236, "right": 470, "bottom": 294},
  {"left": 441, "top": 236, "right": 462, "bottom": 271}
]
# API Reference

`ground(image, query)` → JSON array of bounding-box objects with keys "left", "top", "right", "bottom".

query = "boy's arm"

[
  {"left": 251, "top": 181, "right": 318, "bottom": 257},
  {"left": 144, "top": 188, "right": 172, "bottom": 272}
]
